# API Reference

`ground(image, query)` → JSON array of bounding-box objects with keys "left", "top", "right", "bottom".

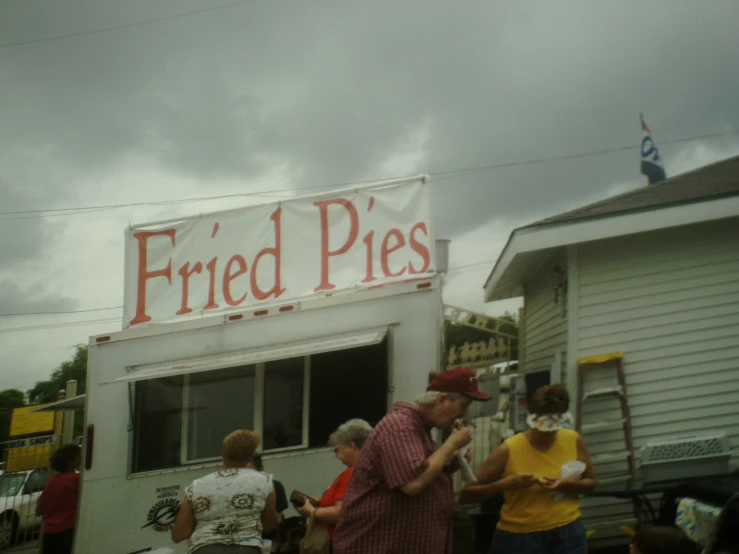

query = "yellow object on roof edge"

[{"left": 578, "top": 352, "right": 624, "bottom": 365}]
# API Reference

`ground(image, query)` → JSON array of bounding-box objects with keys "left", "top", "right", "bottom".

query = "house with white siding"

[{"left": 482, "top": 154, "right": 739, "bottom": 538}]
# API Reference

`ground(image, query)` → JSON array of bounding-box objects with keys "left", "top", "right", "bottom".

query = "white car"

[{"left": 0, "top": 469, "right": 49, "bottom": 549}]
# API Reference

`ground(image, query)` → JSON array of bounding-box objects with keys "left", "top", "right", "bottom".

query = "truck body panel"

[{"left": 75, "top": 278, "right": 442, "bottom": 554}]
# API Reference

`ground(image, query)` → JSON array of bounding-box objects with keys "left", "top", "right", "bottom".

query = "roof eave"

[
  {"left": 483, "top": 195, "right": 739, "bottom": 303},
  {"left": 30, "top": 394, "right": 87, "bottom": 412},
  {"left": 483, "top": 229, "right": 516, "bottom": 293}
]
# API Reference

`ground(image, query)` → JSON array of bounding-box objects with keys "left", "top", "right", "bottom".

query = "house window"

[{"left": 131, "top": 339, "right": 388, "bottom": 474}]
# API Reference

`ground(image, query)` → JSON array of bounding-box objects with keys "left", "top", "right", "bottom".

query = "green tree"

[
  {"left": 0, "top": 389, "right": 27, "bottom": 458},
  {"left": 27, "top": 345, "right": 88, "bottom": 436}
]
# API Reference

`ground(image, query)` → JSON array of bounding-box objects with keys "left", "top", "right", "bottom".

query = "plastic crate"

[{"left": 638, "top": 431, "right": 732, "bottom": 483}]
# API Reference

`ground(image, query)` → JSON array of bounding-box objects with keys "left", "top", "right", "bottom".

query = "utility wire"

[
  {"left": 0, "top": 0, "right": 258, "bottom": 50},
  {"left": 0, "top": 127, "right": 736, "bottom": 324},
  {"left": 1, "top": 126, "right": 736, "bottom": 221},
  {"left": 0, "top": 260, "right": 498, "bottom": 326},
  {"left": 0, "top": 307, "right": 122, "bottom": 317},
  {"left": 0, "top": 318, "right": 121, "bottom": 334}
]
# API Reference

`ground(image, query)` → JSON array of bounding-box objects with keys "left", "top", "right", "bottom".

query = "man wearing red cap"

[{"left": 333, "top": 367, "right": 491, "bottom": 554}]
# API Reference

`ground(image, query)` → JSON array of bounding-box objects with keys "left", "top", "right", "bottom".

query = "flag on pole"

[{"left": 640, "top": 113, "right": 667, "bottom": 185}]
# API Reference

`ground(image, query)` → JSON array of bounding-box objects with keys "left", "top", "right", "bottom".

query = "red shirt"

[
  {"left": 37, "top": 472, "right": 80, "bottom": 534},
  {"left": 333, "top": 403, "right": 458, "bottom": 554},
  {"left": 319, "top": 466, "right": 353, "bottom": 539}
]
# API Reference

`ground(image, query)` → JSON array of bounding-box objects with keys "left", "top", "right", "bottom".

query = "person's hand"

[
  {"left": 539, "top": 477, "right": 572, "bottom": 491},
  {"left": 296, "top": 499, "right": 315, "bottom": 517},
  {"left": 447, "top": 426, "right": 473, "bottom": 450},
  {"left": 464, "top": 445, "right": 473, "bottom": 463},
  {"left": 501, "top": 474, "right": 538, "bottom": 490}
]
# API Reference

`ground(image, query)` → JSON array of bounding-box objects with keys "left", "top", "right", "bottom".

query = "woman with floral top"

[{"left": 171, "top": 430, "right": 281, "bottom": 553}]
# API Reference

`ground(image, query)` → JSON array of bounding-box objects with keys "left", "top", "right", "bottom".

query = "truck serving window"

[
  {"left": 308, "top": 339, "right": 388, "bottom": 447},
  {"left": 184, "top": 365, "right": 256, "bottom": 462},
  {"left": 263, "top": 358, "right": 306, "bottom": 450},
  {"left": 131, "top": 339, "right": 388, "bottom": 474},
  {"left": 132, "top": 376, "right": 184, "bottom": 473}
]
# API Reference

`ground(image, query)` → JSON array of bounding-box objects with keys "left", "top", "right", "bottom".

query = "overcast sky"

[{"left": 1, "top": 0, "right": 738, "bottom": 393}]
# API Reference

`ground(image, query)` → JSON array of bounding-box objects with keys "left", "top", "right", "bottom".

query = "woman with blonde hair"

[
  {"left": 171, "top": 430, "right": 281, "bottom": 553},
  {"left": 460, "top": 384, "right": 596, "bottom": 554}
]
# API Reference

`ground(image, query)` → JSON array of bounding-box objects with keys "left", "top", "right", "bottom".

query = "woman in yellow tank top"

[{"left": 460, "top": 385, "right": 597, "bottom": 554}]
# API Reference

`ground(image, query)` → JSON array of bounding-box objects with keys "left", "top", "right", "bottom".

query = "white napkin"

[
  {"left": 456, "top": 445, "right": 477, "bottom": 483},
  {"left": 555, "top": 460, "right": 586, "bottom": 501}
]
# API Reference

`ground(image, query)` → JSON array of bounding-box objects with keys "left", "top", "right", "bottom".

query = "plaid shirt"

[{"left": 333, "top": 402, "right": 458, "bottom": 554}]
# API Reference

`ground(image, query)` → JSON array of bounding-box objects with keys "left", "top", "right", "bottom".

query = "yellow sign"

[
  {"left": 5, "top": 443, "right": 56, "bottom": 472},
  {"left": 9, "top": 405, "right": 55, "bottom": 437}
]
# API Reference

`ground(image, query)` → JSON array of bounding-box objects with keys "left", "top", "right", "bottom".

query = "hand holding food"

[
  {"left": 502, "top": 473, "right": 538, "bottom": 490},
  {"left": 539, "top": 477, "right": 571, "bottom": 490},
  {"left": 448, "top": 422, "right": 473, "bottom": 449}
]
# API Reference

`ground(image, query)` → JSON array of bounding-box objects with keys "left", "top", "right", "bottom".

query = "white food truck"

[{"left": 74, "top": 176, "right": 445, "bottom": 553}]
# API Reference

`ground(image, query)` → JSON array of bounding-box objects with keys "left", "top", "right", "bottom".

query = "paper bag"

[{"left": 300, "top": 516, "right": 331, "bottom": 554}]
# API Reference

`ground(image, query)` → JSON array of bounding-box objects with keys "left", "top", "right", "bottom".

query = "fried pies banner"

[{"left": 123, "top": 176, "right": 435, "bottom": 327}]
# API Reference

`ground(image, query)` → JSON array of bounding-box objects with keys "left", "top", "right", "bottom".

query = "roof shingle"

[{"left": 526, "top": 155, "right": 739, "bottom": 229}]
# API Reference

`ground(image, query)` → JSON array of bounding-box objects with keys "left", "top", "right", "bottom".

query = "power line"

[
  {"left": 0, "top": 260, "right": 501, "bottom": 327},
  {"left": 0, "top": 307, "right": 122, "bottom": 317},
  {"left": 0, "top": 0, "right": 257, "bottom": 50},
  {"left": 0, "top": 317, "right": 120, "bottom": 334},
  {"left": 431, "top": 127, "right": 739, "bottom": 179},
  {"left": 0, "top": 193, "right": 291, "bottom": 221},
  {"left": 0, "top": 127, "right": 736, "bottom": 326},
  {"left": 0, "top": 263, "right": 493, "bottom": 318},
  {"left": 2, "top": 126, "right": 736, "bottom": 221},
  {"left": 445, "top": 261, "right": 494, "bottom": 274}
]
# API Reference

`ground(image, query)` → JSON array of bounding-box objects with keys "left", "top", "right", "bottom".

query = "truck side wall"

[{"left": 75, "top": 286, "right": 442, "bottom": 554}]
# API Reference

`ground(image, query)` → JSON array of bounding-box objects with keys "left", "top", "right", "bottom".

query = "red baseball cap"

[{"left": 427, "top": 367, "right": 491, "bottom": 401}]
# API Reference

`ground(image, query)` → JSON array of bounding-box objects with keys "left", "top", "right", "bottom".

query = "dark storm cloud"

[
  {"left": 1, "top": 0, "right": 739, "bottom": 390},
  {"left": 0, "top": 174, "right": 74, "bottom": 269},
  {"left": 2, "top": 0, "right": 739, "bottom": 258},
  {"left": 0, "top": 279, "right": 77, "bottom": 314}
]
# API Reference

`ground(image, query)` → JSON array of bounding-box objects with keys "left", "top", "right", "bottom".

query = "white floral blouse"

[{"left": 186, "top": 467, "right": 273, "bottom": 552}]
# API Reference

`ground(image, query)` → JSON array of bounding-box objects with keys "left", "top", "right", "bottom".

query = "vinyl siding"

[
  {"left": 522, "top": 248, "right": 568, "bottom": 379},
  {"left": 574, "top": 217, "right": 739, "bottom": 540}
]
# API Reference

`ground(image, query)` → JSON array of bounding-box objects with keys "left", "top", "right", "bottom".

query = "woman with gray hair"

[{"left": 297, "top": 419, "right": 373, "bottom": 550}]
